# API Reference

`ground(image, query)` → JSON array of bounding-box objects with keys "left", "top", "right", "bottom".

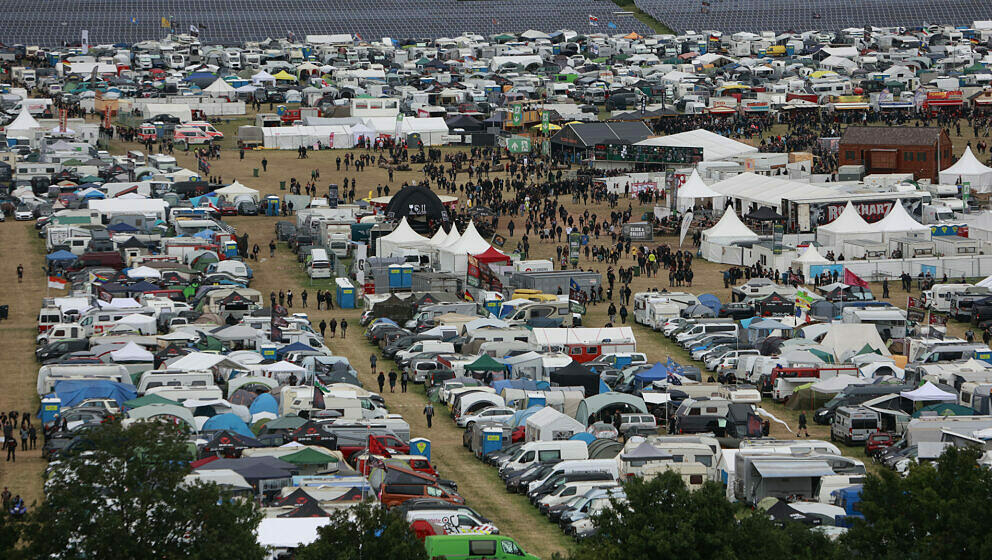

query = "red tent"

[{"left": 473, "top": 246, "right": 511, "bottom": 266}]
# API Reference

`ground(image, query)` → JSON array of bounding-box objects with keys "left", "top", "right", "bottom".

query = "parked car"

[
  {"left": 456, "top": 406, "right": 515, "bottom": 428},
  {"left": 617, "top": 413, "right": 658, "bottom": 438},
  {"left": 866, "top": 432, "right": 896, "bottom": 458},
  {"left": 719, "top": 303, "right": 755, "bottom": 320}
]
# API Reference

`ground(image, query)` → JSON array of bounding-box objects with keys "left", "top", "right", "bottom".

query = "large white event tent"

[
  {"left": 214, "top": 180, "right": 260, "bottom": 203},
  {"left": 262, "top": 125, "right": 354, "bottom": 149},
  {"left": 791, "top": 244, "right": 832, "bottom": 278},
  {"left": 709, "top": 172, "right": 834, "bottom": 212},
  {"left": 939, "top": 146, "right": 992, "bottom": 192},
  {"left": 816, "top": 201, "right": 880, "bottom": 247},
  {"left": 676, "top": 169, "right": 722, "bottom": 212},
  {"left": 635, "top": 128, "right": 757, "bottom": 161},
  {"left": 375, "top": 216, "right": 430, "bottom": 257},
  {"left": 700, "top": 207, "right": 759, "bottom": 263},
  {"left": 438, "top": 221, "right": 493, "bottom": 273},
  {"left": 870, "top": 201, "right": 931, "bottom": 241}
]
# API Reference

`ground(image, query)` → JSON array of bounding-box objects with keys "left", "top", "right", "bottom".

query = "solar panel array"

[
  {"left": 635, "top": 0, "right": 992, "bottom": 33},
  {"left": 1, "top": 0, "right": 652, "bottom": 46}
]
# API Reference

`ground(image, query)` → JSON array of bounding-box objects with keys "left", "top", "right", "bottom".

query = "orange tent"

[{"left": 624, "top": 32, "right": 642, "bottom": 40}]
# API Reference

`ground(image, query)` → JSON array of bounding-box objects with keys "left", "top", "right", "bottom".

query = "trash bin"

[
  {"left": 633, "top": 266, "right": 641, "bottom": 277},
  {"left": 279, "top": 180, "right": 286, "bottom": 190},
  {"left": 253, "top": 168, "right": 259, "bottom": 177}
]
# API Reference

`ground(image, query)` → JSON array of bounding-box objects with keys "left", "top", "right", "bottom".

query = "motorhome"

[
  {"left": 734, "top": 453, "right": 865, "bottom": 505},
  {"left": 499, "top": 441, "right": 589, "bottom": 476},
  {"left": 923, "top": 283, "right": 974, "bottom": 313},
  {"left": 145, "top": 385, "right": 224, "bottom": 403},
  {"left": 405, "top": 303, "right": 478, "bottom": 329},
  {"left": 37, "top": 364, "right": 130, "bottom": 394},
  {"left": 503, "top": 300, "right": 575, "bottom": 328},
  {"left": 136, "top": 370, "right": 215, "bottom": 394}
]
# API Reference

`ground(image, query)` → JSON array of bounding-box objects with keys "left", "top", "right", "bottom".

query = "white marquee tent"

[
  {"left": 939, "top": 146, "right": 992, "bottom": 192},
  {"left": 204, "top": 78, "right": 236, "bottom": 98},
  {"left": 438, "top": 221, "right": 493, "bottom": 273},
  {"left": 261, "top": 125, "right": 354, "bottom": 149},
  {"left": 375, "top": 216, "right": 430, "bottom": 256},
  {"left": 214, "top": 180, "right": 260, "bottom": 203},
  {"left": 817, "top": 201, "right": 880, "bottom": 247},
  {"left": 676, "top": 169, "right": 722, "bottom": 212},
  {"left": 635, "top": 128, "right": 758, "bottom": 161},
  {"left": 870, "top": 201, "right": 931, "bottom": 241},
  {"left": 700, "top": 207, "right": 759, "bottom": 263},
  {"left": 709, "top": 172, "right": 835, "bottom": 211}
]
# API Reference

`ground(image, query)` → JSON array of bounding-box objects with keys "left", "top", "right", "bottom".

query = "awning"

[{"left": 753, "top": 460, "right": 835, "bottom": 478}]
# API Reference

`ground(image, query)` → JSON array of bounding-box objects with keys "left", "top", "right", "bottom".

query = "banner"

[
  {"left": 568, "top": 233, "right": 581, "bottom": 265},
  {"left": 466, "top": 256, "right": 481, "bottom": 288},
  {"left": 907, "top": 296, "right": 926, "bottom": 323},
  {"left": 541, "top": 110, "right": 550, "bottom": 135},
  {"left": 58, "top": 108, "right": 68, "bottom": 133},
  {"left": 679, "top": 211, "right": 693, "bottom": 247},
  {"left": 81, "top": 30, "right": 88, "bottom": 53},
  {"left": 511, "top": 104, "right": 524, "bottom": 127},
  {"left": 48, "top": 276, "right": 67, "bottom": 290},
  {"left": 772, "top": 223, "right": 784, "bottom": 255}
]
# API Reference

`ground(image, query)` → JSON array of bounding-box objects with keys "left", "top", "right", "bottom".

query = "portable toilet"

[
  {"left": 336, "top": 277, "right": 356, "bottom": 309},
  {"left": 259, "top": 344, "right": 278, "bottom": 361},
  {"left": 265, "top": 195, "right": 280, "bottom": 216},
  {"left": 388, "top": 264, "right": 402, "bottom": 289},
  {"left": 525, "top": 392, "right": 546, "bottom": 408},
  {"left": 400, "top": 264, "right": 413, "bottom": 288},
  {"left": 41, "top": 395, "right": 61, "bottom": 423},
  {"left": 409, "top": 437, "right": 431, "bottom": 460},
  {"left": 222, "top": 240, "right": 239, "bottom": 258},
  {"left": 481, "top": 428, "right": 503, "bottom": 456}
]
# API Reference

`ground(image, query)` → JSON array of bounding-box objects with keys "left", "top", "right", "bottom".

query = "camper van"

[
  {"left": 498, "top": 441, "right": 589, "bottom": 477},
  {"left": 136, "top": 370, "right": 214, "bottom": 394},
  {"left": 830, "top": 406, "right": 881, "bottom": 445},
  {"left": 37, "top": 364, "right": 130, "bottom": 394},
  {"left": 307, "top": 248, "right": 332, "bottom": 279},
  {"left": 503, "top": 300, "right": 575, "bottom": 328},
  {"left": 923, "top": 283, "right": 974, "bottom": 313}
]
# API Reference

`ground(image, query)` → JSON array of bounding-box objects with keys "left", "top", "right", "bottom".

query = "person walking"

[
  {"left": 287, "top": 289, "right": 294, "bottom": 308},
  {"left": 619, "top": 305, "right": 628, "bottom": 324},
  {"left": 340, "top": 319, "right": 348, "bottom": 338},
  {"left": 28, "top": 424, "right": 36, "bottom": 450},
  {"left": 19, "top": 425, "right": 27, "bottom": 452},
  {"left": 301, "top": 290, "right": 308, "bottom": 308},
  {"left": 16, "top": 264, "right": 23, "bottom": 283},
  {"left": 370, "top": 353, "right": 377, "bottom": 372},
  {"left": 328, "top": 318, "right": 337, "bottom": 338},
  {"left": 6, "top": 436, "right": 15, "bottom": 462},
  {"left": 608, "top": 302, "right": 617, "bottom": 324},
  {"left": 377, "top": 371, "right": 386, "bottom": 393},
  {"left": 388, "top": 371, "right": 397, "bottom": 393},
  {"left": 400, "top": 371, "right": 409, "bottom": 392},
  {"left": 798, "top": 411, "right": 809, "bottom": 438},
  {"left": 319, "top": 319, "right": 327, "bottom": 338},
  {"left": 882, "top": 277, "right": 890, "bottom": 299},
  {"left": 261, "top": 157, "right": 268, "bottom": 172},
  {"left": 423, "top": 402, "right": 435, "bottom": 428},
  {"left": 269, "top": 239, "right": 276, "bottom": 257}
]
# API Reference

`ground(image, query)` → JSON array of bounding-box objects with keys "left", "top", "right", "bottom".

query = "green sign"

[
  {"left": 506, "top": 136, "right": 531, "bottom": 153},
  {"left": 511, "top": 104, "right": 524, "bottom": 126},
  {"left": 541, "top": 110, "right": 550, "bottom": 135},
  {"left": 772, "top": 223, "right": 784, "bottom": 255},
  {"left": 569, "top": 232, "right": 581, "bottom": 265},
  {"left": 963, "top": 182, "right": 971, "bottom": 208}
]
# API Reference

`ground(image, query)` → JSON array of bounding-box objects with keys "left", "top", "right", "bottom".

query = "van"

[
  {"left": 504, "top": 301, "right": 574, "bottom": 328},
  {"left": 526, "top": 459, "right": 620, "bottom": 494},
  {"left": 424, "top": 535, "right": 539, "bottom": 560},
  {"left": 307, "top": 248, "right": 332, "bottom": 279},
  {"left": 396, "top": 341, "right": 455, "bottom": 364},
  {"left": 185, "top": 121, "right": 225, "bottom": 139},
  {"left": 36, "top": 324, "right": 84, "bottom": 346},
  {"left": 831, "top": 406, "right": 880, "bottom": 445},
  {"left": 172, "top": 126, "right": 212, "bottom": 145},
  {"left": 675, "top": 322, "right": 737, "bottom": 345},
  {"left": 378, "top": 482, "right": 463, "bottom": 508},
  {"left": 499, "top": 440, "right": 589, "bottom": 476},
  {"left": 404, "top": 510, "right": 497, "bottom": 534},
  {"left": 37, "top": 364, "right": 130, "bottom": 394}
]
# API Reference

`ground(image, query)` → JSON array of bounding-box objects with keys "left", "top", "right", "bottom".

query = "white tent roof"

[
  {"left": 709, "top": 172, "right": 835, "bottom": 210},
  {"left": 794, "top": 244, "right": 830, "bottom": 264},
  {"left": 204, "top": 78, "right": 236, "bottom": 93},
  {"left": 811, "top": 374, "right": 870, "bottom": 394},
  {"left": 127, "top": 265, "right": 162, "bottom": 279},
  {"left": 818, "top": 201, "right": 871, "bottom": 233},
  {"left": 257, "top": 518, "right": 329, "bottom": 549},
  {"left": 635, "top": 128, "right": 757, "bottom": 161},
  {"left": 440, "top": 224, "right": 462, "bottom": 248},
  {"left": 701, "top": 207, "right": 759, "bottom": 242},
  {"left": 677, "top": 169, "right": 721, "bottom": 200},
  {"left": 870, "top": 201, "right": 930, "bottom": 234},
  {"left": 380, "top": 216, "right": 428, "bottom": 246},
  {"left": 261, "top": 360, "right": 306, "bottom": 374},
  {"left": 110, "top": 341, "right": 154, "bottom": 362},
  {"left": 900, "top": 381, "right": 957, "bottom": 402},
  {"left": 167, "top": 352, "right": 246, "bottom": 371},
  {"left": 445, "top": 221, "right": 492, "bottom": 255},
  {"left": 940, "top": 146, "right": 992, "bottom": 177},
  {"left": 214, "top": 180, "right": 260, "bottom": 202},
  {"left": 428, "top": 226, "right": 449, "bottom": 247},
  {"left": 6, "top": 107, "right": 40, "bottom": 132},
  {"left": 252, "top": 70, "right": 276, "bottom": 84}
]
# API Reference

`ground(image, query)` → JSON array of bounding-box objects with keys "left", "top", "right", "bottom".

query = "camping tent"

[
  {"left": 549, "top": 360, "right": 600, "bottom": 396},
  {"left": 204, "top": 78, "right": 237, "bottom": 98},
  {"left": 574, "top": 392, "right": 648, "bottom": 426},
  {"left": 900, "top": 381, "right": 956, "bottom": 402},
  {"left": 939, "top": 146, "right": 992, "bottom": 192},
  {"left": 524, "top": 406, "right": 585, "bottom": 441},
  {"left": 214, "top": 180, "right": 260, "bottom": 203}
]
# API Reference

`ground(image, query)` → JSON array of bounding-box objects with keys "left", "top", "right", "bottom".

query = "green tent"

[
  {"left": 464, "top": 354, "right": 506, "bottom": 373},
  {"left": 123, "top": 394, "right": 179, "bottom": 409},
  {"left": 808, "top": 348, "right": 835, "bottom": 364},
  {"left": 912, "top": 403, "right": 976, "bottom": 418},
  {"left": 281, "top": 448, "right": 338, "bottom": 465},
  {"left": 262, "top": 416, "right": 307, "bottom": 431}
]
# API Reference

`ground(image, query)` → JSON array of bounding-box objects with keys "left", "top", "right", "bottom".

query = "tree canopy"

[
  {"left": 295, "top": 500, "right": 426, "bottom": 560},
  {"left": 26, "top": 421, "right": 265, "bottom": 560}
]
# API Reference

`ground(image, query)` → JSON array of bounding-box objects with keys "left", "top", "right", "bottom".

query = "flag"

[
  {"left": 189, "top": 24, "right": 199, "bottom": 36},
  {"left": 48, "top": 276, "right": 67, "bottom": 290},
  {"left": 679, "top": 211, "right": 693, "bottom": 247},
  {"left": 607, "top": 21, "right": 617, "bottom": 29},
  {"left": 588, "top": 15, "right": 598, "bottom": 26},
  {"left": 463, "top": 290, "right": 474, "bottom": 302},
  {"left": 569, "top": 278, "right": 581, "bottom": 301},
  {"left": 844, "top": 268, "right": 869, "bottom": 289},
  {"left": 314, "top": 378, "right": 329, "bottom": 394},
  {"left": 161, "top": 17, "right": 171, "bottom": 29},
  {"left": 492, "top": 233, "right": 506, "bottom": 248},
  {"left": 130, "top": 17, "right": 138, "bottom": 24},
  {"left": 355, "top": 32, "right": 363, "bottom": 41}
]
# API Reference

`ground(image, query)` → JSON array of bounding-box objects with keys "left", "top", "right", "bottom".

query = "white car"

[
  {"left": 455, "top": 406, "right": 515, "bottom": 428},
  {"left": 14, "top": 205, "right": 33, "bottom": 220}
]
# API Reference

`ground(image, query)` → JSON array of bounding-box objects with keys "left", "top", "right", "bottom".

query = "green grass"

[{"left": 609, "top": 0, "right": 674, "bottom": 35}]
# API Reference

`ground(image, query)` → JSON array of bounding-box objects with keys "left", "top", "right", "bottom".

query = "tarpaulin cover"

[
  {"left": 52, "top": 379, "right": 137, "bottom": 408},
  {"left": 202, "top": 412, "right": 254, "bottom": 438}
]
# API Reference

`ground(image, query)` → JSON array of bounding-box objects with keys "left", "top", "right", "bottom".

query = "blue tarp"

[
  {"left": 492, "top": 379, "right": 547, "bottom": 393},
  {"left": 47, "top": 250, "right": 78, "bottom": 261},
  {"left": 698, "top": 293, "right": 721, "bottom": 313},
  {"left": 128, "top": 280, "right": 161, "bottom": 292},
  {"left": 276, "top": 342, "right": 317, "bottom": 356},
  {"left": 52, "top": 379, "right": 137, "bottom": 408},
  {"left": 107, "top": 222, "right": 139, "bottom": 232},
  {"left": 569, "top": 432, "right": 596, "bottom": 444},
  {"left": 193, "top": 229, "right": 216, "bottom": 240},
  {"left": 248, "top": 393, "right": 278, "bottom": 416},
  {"left": 511, "top": 405, "right": 544, "bottom": 428},
  {"left": 633, "top": 362, "right": 669, "bottom": 386},
  {"left": 202, "top": 413, "right": 253, "bottom": 438}
]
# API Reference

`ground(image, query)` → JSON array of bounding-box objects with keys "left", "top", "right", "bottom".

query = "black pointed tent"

[
  {"left": 550, "top": 360, "right": 600, "bottom": 396},
  {"left": 384, "top": 184, "right": 451, "bottom": 233}
]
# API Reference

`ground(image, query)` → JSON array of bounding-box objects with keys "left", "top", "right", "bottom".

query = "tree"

[
  {"left": 570, "top": 472, "right": 833, "bottom": 560},
  {"left": 26, "top": 421, "right": 265, "bottom": 560},
  {"left": 295, "top": 500, "right": 426, "bottom": 560},
  {"left": 841, "top": 446, "right": 992, "bottom": 560}
]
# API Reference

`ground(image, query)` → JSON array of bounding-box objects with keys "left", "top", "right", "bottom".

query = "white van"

[
  {"left": 137, "top": 370, "right": 215, "bottom": 394},
  {"left": 526, "top": 459, "right": 621, "bottom": 494},
  {"left": 395, "top": 341, "right": 455, "bottom": 363},
  {"left": 830, "top": 406, "right": 880, "bottom": 445},
  {"left": 307, "top": 248, "right": 332, "bottom": 279},
  {"left": 539, "top": 481, "right": 618, "bottom": 510},
  {"left": 499, "top": 440, "right": 589, "bottom": 476},
  {"left": 676, "top": 323, "right": 737, "bottom": 345}
]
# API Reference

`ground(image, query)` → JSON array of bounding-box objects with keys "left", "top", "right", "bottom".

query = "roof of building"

[{"left": 840, "top": 126, "right": 942, "bottom": 146}]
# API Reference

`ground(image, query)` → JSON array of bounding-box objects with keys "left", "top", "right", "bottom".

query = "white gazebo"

[
  {"left": 700, "top": 207, "right": 759, "bottom": 263},
  {"left": 939, "top": 146, "right": 992, "bottom": 192},
  {"left": 676, "top": 169, "right": 722, "bottom": 212},
  {"left": 375, "top": 216, "right": 429, "bottom": 257},
  {"left": 816, "top": 201, "right": 880, "bottom": 248},
  {"left": 214, "top": 180, "right": 260, "bottom": 203},
  {"left": 870, "top": 202, "right": 931, "bottom": 241},
  {"left": 438, "top": 221, "right": 493, "bottom": 273}
]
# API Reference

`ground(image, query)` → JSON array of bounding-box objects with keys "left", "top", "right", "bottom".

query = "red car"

[
  {"left": 866, "top": 432, "right": 895, "bottom": 458},
  {"left": 219, "top": 201, "right": 238, "bottom": 216}
]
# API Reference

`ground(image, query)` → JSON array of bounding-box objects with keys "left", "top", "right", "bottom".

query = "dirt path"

[
  {"left": 0, "top": 221, "right": 49, "bottom": 507},
  {"left": 227, "top": 213, "right": 572, "bottom": 558}
]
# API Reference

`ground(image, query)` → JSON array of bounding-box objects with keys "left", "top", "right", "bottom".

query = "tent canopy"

[
  {"left": 900, "top": 381, "right": 957, "bottom": 402},
  {"left": 702, "top": 207, "right": 759, "bottom": 242}
]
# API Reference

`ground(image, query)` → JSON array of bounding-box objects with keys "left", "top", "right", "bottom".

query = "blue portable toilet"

[
  {"left": 400, "top": 264, "right": 413, "bottom": 288},
  {"left": 525, "top": 392, "right": 546, "bottom": 408},
  {"left": 336, "top": 277, "right": 356, "bottom": 309},
  {"left": 388, "top": 264, "right": 402, "bottom": 288},
  {"left": 481, "top": 428, "right": 503, "bottom": 456},
  {"left": 409, "top": 437, "right": 431, "bottom": 460},
  {"left": 264, "top": 195, "right": 280, "bottom": 216},
  {"left": 40, "top": 396, "right": 61, "bottom": 423},
  {"left": 483, "top": 298, "right": 501, "bottom": 316},
  {"left": 222, "top": 240, "right": 239, "bottom": 258},
  {"left": 259, "top": 344, "right": 278, "bottom": 361}
]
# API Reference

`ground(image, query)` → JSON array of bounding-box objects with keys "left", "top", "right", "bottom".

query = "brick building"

[{"left": 838, "top": 126, "right": 953, "bottom": 180}]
